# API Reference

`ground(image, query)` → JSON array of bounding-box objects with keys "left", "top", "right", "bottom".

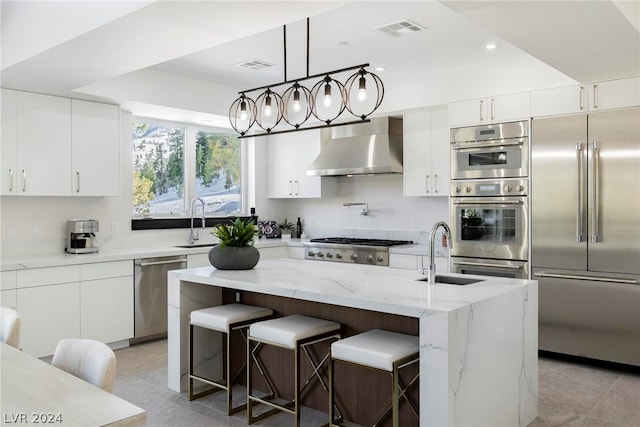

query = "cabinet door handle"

[
  {"left": 434, "top": 174, "right": 439, "bottom": 193},
  {"left": 490, "top": 98, "right": 494, "bottom": 120},
  {"left": 593, "top": 84, "right": 598, "bottom": 109},
  {"left": 76, "top": 171, "right": 80, "bottom": 193},
  {"left": 579, "top": 86, "right": 585, "bottom": 110},
  {"left": 288, "top": 180, "right": 293, "bottom": 196},
  {"left": 479, "top": 99, "right": 484, "bottom": 121},
  {"left": 22, "top": 169, "right": 26, "bottom": 192},
  {"left": 425, "top": 175, "right": 430, "bottom": 194},
  {"left": 8, "top": 168, "right": 13, "bottom": 192},
  {"left": 294, "top": 180, "right": 299, "bottom": 196}
]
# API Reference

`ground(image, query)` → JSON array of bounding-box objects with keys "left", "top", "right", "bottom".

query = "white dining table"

[{"left": 0, "top": 342, "right": 146, "bottom": 426}]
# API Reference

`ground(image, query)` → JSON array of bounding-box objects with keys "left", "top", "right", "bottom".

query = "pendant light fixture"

[{"left": 228, "top": 18, "right": 385, "bottom": 138}]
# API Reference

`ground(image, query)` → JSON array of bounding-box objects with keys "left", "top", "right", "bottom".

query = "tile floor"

[{"left": 112, "top": 339, "right": 640, "bottom": 427}]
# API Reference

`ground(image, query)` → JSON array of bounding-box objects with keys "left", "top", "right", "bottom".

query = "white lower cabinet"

[
  {"left": 1, "top": 270, "right": 17, "bottom": 308},
  {"left": 259, "top": 246, "right": 289, "bottom": 259},
  {"left": 187, "top": 253, "right": 211, "bottom": 268},
  {"left": 15, "top": 261, "right": 134, "bottom": 357},
  {"left": 18, "top": 282, "right": 80, "bottom": 358},
  {"left": 80, "top": 261, "right": 133, "bottom": 343}
]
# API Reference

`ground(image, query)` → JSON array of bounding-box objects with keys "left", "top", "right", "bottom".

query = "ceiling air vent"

[
  {"left": 234, "top": 59, "right": 275, "bottom": 70},
  {"left": 375, "top": 20, "right": 426, "bottom": 37}
]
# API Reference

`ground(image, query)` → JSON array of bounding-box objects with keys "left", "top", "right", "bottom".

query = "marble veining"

[{"left": 168, "top": 258, "right": 538, "bottom": 426}]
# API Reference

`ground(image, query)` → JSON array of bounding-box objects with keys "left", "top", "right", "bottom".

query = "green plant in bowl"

[{"left": 213, "top": 218, "right": 257, "bottom": 249}]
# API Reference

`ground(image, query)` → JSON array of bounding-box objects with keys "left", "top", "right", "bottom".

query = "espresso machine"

[{"left": 65, "top": 219, "right": 99, "bottom": 254}]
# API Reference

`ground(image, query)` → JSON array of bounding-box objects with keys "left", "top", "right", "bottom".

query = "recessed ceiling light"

[
  {"left": 485, "top": 43, "right": 498, "bottom": 50},
  {"left": 375, "top": 66, "right": 385, "bottom": 72}
]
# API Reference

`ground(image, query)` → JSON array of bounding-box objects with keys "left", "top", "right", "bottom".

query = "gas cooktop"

[
  {"left": 304, "top": 238, "right": 413, "bottom": 266},
  {"left": 309, "top": 237, "right": 413, "bottom": 247}
]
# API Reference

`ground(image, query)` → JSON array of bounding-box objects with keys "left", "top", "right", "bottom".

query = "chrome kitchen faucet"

[{"left": 428, "top": 221, "right": 453, "bottom": 284}]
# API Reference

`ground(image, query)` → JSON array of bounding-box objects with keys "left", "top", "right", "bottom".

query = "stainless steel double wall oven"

[{"left": 449, "top": 120, "right": 530, "bottom": 279}]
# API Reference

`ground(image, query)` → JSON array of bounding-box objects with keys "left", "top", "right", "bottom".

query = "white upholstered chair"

[
  {"left": 0, "top": 307, "right": 21, "bottom": 349},
  {"left": 51, "top": 339, "right": 117, "bottom": 393}
]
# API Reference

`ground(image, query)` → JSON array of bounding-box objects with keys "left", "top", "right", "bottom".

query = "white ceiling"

[{"left": 1, "top": 1, "right": 638, "bottom": 126}]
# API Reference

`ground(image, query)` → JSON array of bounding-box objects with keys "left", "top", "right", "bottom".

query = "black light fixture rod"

[
  {"left": 306, "top": 17, "right": 310, "bottom": 78},
  {"left": 237, "top": 63, "right": 370, "bottom": 95},
  {"left": 238, "top": 118, "right": 371, "bottom": 139},
  {"left": 283, "top": 25, "right": 287, "bottom": 82}
]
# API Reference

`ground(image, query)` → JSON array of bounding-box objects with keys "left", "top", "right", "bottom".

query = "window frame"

[{"left": 131, "top": 116, "right": 248, "bottom": 230}]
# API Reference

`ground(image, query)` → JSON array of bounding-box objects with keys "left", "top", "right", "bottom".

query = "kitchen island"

[{"left": 167, "top": 258, "right": 537, "bottom": 427}]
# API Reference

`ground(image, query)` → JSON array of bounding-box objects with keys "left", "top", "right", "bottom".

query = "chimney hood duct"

[{"left": 306, "top": 117, "right": 403, "bottom": 177}]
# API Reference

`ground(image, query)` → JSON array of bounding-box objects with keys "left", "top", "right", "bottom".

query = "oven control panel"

[{"left": 451, "top": 178, "right": 528, "bottom": 197}]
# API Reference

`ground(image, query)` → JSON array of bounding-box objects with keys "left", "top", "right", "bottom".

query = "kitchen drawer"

[
  {"left": 17, "top": 265, "right": 79, "bottom": 288},
  {"left": 80, "top": 260, "right": 133, "bottom": 281},
  {"left": 1, "top": 289, "right": 17, "bottom": 308},
  {"left": 1, "top": 270, "right": 17, "bottom": 290},
  {"left": 288, "top": 246, "right": 305, "bottom": 260},
  {"left": 187, "top": 253, "right": 210, "bottom": 268},
  {"left": 389, "top": 254, "right": 420, "bottom": 270}
]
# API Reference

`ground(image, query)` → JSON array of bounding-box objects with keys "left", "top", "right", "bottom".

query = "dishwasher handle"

[{"left": 135, "top": 257, "right": 187, "bottom": 267}]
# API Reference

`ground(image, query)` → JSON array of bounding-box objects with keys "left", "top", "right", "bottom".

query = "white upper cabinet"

[
  {"left": 531, "top": 85, "right": 588, "bottom": 117},
  {"left": 0, "top": 89, "right": 120, "bottom": 197},
  {"left": 403, "top": 107, "right": 450, "bottom": 197},
  {"left": 16, "top": 91, "right": 72, "bottom": 196},
  {"left": 1, "top": 89, "right": 17, "bottom": 195},
  {"left": 449, "top": 92, "right": 531, "bottom": 127},
  {"left": 267, "top": 130, "right": 336, "bottom": 198},
  {"left": 531, "top": 77, "right": 640, "bottom": 117},
  {"left": 71, "top": 99, "right": 120, "bottom": 196},
  {"left": 589, "top": 77, "right": 640, "bottom": 111}
]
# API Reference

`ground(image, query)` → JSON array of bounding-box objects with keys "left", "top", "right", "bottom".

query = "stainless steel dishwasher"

[{"left": 132, "top": 255, "right": 187, "bottom": 344}]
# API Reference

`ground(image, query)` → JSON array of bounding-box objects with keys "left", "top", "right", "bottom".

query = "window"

[
  {"left": 132, "top": 120, "right": 243, "bottom": 218},
  {"left": 195, "top": 131, "right": 241, "bottom": 215}
]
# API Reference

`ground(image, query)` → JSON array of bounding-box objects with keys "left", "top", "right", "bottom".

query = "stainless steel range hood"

[{"left": 306, "top": 117, "right": 403, "bottom": 176}]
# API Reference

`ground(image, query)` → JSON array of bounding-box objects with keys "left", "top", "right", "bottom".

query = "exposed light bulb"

[
  {"left": 292, "top": 88, "right": 301, "bottom": 112},
  {"left": 264, "top": 95, "right": 272, "bottom": 117},
  {"left": 239, "top": 100, "right": 248, "bottom": 121},
  {"left": 357, "top": 76, "right": 367, "bottom": 102},
  {"left": 323, "top": 82, "right": 332, "bottom": 107}
]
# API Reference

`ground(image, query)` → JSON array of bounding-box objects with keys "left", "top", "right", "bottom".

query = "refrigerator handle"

[
  {"left": 591, "top": 141, "right": 600, "bottom": 243},
  {"left": 576, "top": 143, "right": 583, "bottom": 243}
]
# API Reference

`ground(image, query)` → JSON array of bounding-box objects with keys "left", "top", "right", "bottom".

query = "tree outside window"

[
  {"left": 132, "top": 121, "right": 242, "bottom": 218},
  {"left": 132, "top": 122, "right": 185, "bottom": 216},
  {"left": 195, "top": 131, "right": 241, "bottom": 215}
]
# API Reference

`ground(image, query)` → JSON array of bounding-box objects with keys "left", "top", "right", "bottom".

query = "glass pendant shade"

[
  {"left": 310, "top": 76, "right": 345, "bottom": 124},
  {"left": 255, "top": 89, "right": 283, "bottom": 132},
  {"left": 281, "top": 83, "right": 312, "bottom": 128},
  {"left": 344, "top": 69, "right": 384, "bottom": 120},
  {"left": 229, "top": 94, "right": 256, "bottom": 136}
]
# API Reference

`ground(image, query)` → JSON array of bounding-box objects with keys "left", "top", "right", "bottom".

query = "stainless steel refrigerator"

[{"left": 531, "top": 108, "right": 640, "bottom": 366}]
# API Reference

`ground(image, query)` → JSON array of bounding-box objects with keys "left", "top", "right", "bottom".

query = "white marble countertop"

[
  {"left": 170, "top": 258, "right": 532, "bottom": 317},
  {"left": 1, "top": 239, "right": 439, "bottom": 271},
  {"left": 0, "top": 239, "right": 291, "bottom": 271}
]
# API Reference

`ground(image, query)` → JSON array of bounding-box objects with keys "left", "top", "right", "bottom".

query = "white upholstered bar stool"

[
  {"left": 329, "top": 329, "right": 419, "bottom": 427},
  {"left": 189, "top": 303, "right": 273, "bottom": 415},
  {"left": 247, "top": 314, "right": 342, "bottom": 426}
]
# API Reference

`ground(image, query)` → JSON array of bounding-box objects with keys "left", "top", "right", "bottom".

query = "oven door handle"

[
  {"left": 453, "top": 200, "right": 523, "bottom": 205},
  {"left": 452, "top": 261, "right": 523, "bottom": 270},
  {"left": 451, "top": 138, "right": 525, "bottom": 150}
]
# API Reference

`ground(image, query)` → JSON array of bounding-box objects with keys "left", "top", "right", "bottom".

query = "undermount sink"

[
  {"left": 172, "top": 243, "right": 218, "bottom": 248},
  {"left": 416, "top": 274, "right": 483, "bottom": 285}
]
